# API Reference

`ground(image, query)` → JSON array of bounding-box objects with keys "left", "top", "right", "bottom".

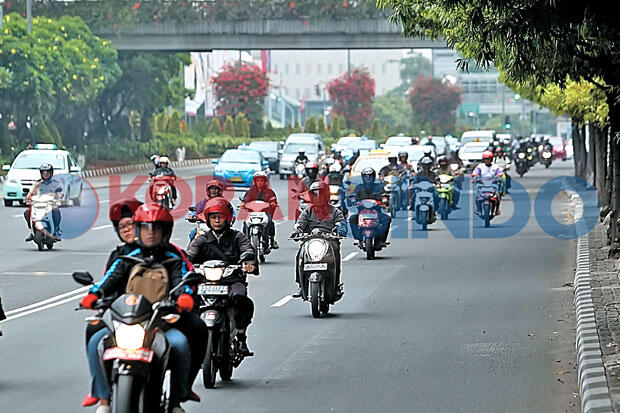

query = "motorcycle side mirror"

[
  {"left": 181, "top": 271, "right": 205, "bottom": 286},
  {"left": 188, "top": 206, "right": 196, "bottom": 212},
  {"left": 72, "top": 271, "right": 94, "bottom": 286},
  {"left": 238, "top": 251, "right": 256, "bottom": 263}
]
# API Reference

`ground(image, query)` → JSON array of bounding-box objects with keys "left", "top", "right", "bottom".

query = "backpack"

[{"left": 126, "top": 262, "right": 169, "bottom": 304}]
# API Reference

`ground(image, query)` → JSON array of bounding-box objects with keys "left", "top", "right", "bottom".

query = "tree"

[
  {"left": 234, "top": 113, "right": 250, "bottom": 138},
  {"left": 167, "top": 110, "right": 182, "bottom": 134},
  {"left": 222, "top": 115, "right": 235, "bottom": 136},
  {"left": 208, "top": 117, "right": 221, "bottom": 134},
  {"left": 212, "top": 62, "right": 269, "bottom": 137},
  {"left": 327, "top": 68, "right": 375, "bottom": 131},
  {"left": 372, "top": 91, "right": 412, "bottom": 135},
  {"left": 369, "top": 118, "right": 382, "bottom": 138},
  {"left": 408, "top": 77, "right": 461, "bottom": 135},
  {"left": 330, "top": 115, "right": 341, "bottom": 138},
  {"left": 317, "top": 116, "right": 326, "bottom": 133},
  {"left": 305, "top": 116, "right": 317, "bottom": 133},
  {"left": 391, "top": 50, "right": 432, "bottom": 97}
]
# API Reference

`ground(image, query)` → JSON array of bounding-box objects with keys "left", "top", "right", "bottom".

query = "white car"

[
  {"left": 459, "top": 142, "right": 490, "bottom": 172},
  {"left": 383, "top": 135, "right": 414, "bottom": 149},
  {"left": 2, "top": 144, "right": 83, "bottom": 207}
]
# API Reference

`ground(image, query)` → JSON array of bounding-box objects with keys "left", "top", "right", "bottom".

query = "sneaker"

[
  {"left": 95, "top": 406, "right": 110, "bottom": 413},
  {"left": 292, "top": 287, "right": 303, "bottom": 298},
  {"left": 187, "top": 391, "right": 201, "bottom": 403},
  {"left": 81, "top": 394, "right": 99, "bottom": 407},
  {"left": 272, "top": 239, "right": 279, "bottom": 249},
  {"left": 25, "top": 234, "right": 34, "bottom": 242},
  {"left": 237, "top": 339, "right": 253, "bottom": 357}
]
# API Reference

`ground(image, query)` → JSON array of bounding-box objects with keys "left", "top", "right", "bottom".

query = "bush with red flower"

[
  {"left": 212, "top": 62, "right": 269, "bottom": 137},
  {"left": 408, "top": 76, "right": 462, "bottom": 135},
  {"left": 327, "top": 68, "right": 375, "bottom": 131}
]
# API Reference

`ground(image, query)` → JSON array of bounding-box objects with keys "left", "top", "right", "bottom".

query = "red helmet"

[
  {"left": 206, "top": 179, "right": 224, "bottom": 197},
  {"left": 494, "top": 147, "right": 504, "bottom": 153},
  {"left": 202, "top": 197, "right": 235, "bottom": 229},
  {"left": 482, "top": 150, "right": 494, "bottom": 160},
  {"left": 109, "top": 197, "right": 143, "bottom": 226},
  {"left": 133, "top": 203, "right": 174, "bottom": 247},
  {"left": 305, "top": 161, "right": 318, "bottom": 170}
]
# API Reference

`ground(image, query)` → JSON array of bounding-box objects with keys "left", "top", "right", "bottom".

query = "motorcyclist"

[
  {"left": 321, "top": 157, "right": 336, "bottom": 177},
  {"left": 378, "top": 154, "right": 402, "bottom": 178},
  {"left": 150, "top": 155, "right": 177, "bottom": 203},
  {"left": 398, "top": 151, "right": 413, "bottom": 173},
  {"left": 241, "top": 171, "right": 280, "bottom": 249},
  {"left": 296, "top": 161, "right": 321, "bottom": 193},
  {"left": 348, "top": 167, "right": 391, "bottom": 247},
  {"left": 291, "top": 181, "right": 346, "bottom": 298},
  {"left": 494, "top": 147, "right": 512, "bottom": 194},
  {"left": 186, "top": 198, "right": 258, "bottom": 356},
  {"left": 435, "top": 155, "right": 461, "bottom": 208},
  {"left": 80, "top": 203, "right": 206, "bottom": 413},
  {"left": 425, "top": 136, "right": 437, "bottom": 148},
  {"left": 472, "top": 150, "right": 504, "bottom": 215},
  {"left": 412, "top": 157, "right": 440, "bottom": 214},
  {"left": 332, "top": 150, "right": 345, "bottom": 166},
  {"left": 295, "top": 148, "right": 308, "bottom": 164},
  {"left": 24, "top": 163, "right": 62, "bottom": 242}
]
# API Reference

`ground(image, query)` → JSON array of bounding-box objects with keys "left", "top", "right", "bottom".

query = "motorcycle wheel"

[
  {"left": 421, "top": 212, "right": 428, "bottom": 231},
  {"left": 519, "top": 172, "right": 524, "bottom": 177},
  {"left": 219, "top": 332, "right": 233, "bottom": 382},
  {"left": 545, "top": 163, "right": 550, "bottom": 168},
  {"left": 46, "top": 242, "right": 54, "bottom": 250},
  {"left": 320, "top": 302, "right": 330, "bottom": 314},
  {"left": 202, "top": 329, "right": 217, "bottom": 389},
  {"left": 310, "top": 282, "right": 321, "bottom": 318},
  {"left": 250, "top": 233, "right": 261, "bottom": 257},
  {"left": 365, "top": 238, "right": 375, "bottom": 260},
  {"left": 483, "top": 203, "right": 491, "bottom": 228},
  {"left": 111, "top": 374, "right": 142, "bottom": 413}
]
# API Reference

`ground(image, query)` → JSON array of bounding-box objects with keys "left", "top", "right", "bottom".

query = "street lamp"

[{"left": 467, "top": 111, "right": 480, "bottom": 128}]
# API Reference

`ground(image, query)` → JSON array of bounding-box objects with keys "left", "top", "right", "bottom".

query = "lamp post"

[{"left": 26, "top": 0, "right": 32, "bottom": 33}]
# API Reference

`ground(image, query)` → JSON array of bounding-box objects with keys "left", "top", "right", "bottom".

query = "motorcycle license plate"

[
  {"left": 303, "top": 263, "right": 328, "bottom": 271},
  {"left": 198, "top": 284, "right": 229, "bottom": 295},
  {"left": 230, "top": 177, "right": 242, "bottom": 182},
  {"left": 480, "top": 186, "right": 495, "bottom": 192},
  {"left": 103, "top": 347, "right": 153, "bottom": 363},
  {"left": 441, "top": 184, "right": 451, "bottom": 188}
]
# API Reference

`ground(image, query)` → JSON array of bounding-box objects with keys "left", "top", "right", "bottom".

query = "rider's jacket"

[
  {"left": 91, "top": 246, "right": 189, "bottom": 298},
  {"left": 352, "top": 181, "right": 385, "bottom": 201},
  {"left": 436, "top": 166, "right": 453, "bottom": 176},
  {"left": 28, "top": 177, "right": 62, "bottom": 198},
  {"left": 415, "top": 170, "right": 438, "bottom": 183},
  {"left": 296, "top": 205, "right": 345, "bottom": 234},
  {"left": 243, "top": 187, "right": 278, "bottom": 215},
  {"left": 295, "top": 155, "right": 308, "bottom": 164},
  {"left": 152, "top": 166, "right": 175, "bottom": 176},
  {"left": 472, "top": 163, "right": 503, "bottom": 178},
  {"left": 104, "top": 243, "right": 139, "bottom": 272},
  {"left": 378, "top": 164, "right": 402, "bottom": 178},
  {"left": 186, "top": 228, "right": 259, "bottom": 277}
]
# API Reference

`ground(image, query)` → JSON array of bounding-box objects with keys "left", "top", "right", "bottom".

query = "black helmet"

[
  {"left": 39, "top": 163, "right": 54, "bottom": 179},
  {"left": 361, "top": 167, "right": 376, "bottom": 185},
  {"left": 419, "top": 157, "right": 433, "bottom": 170},
  {"left": 437, "top": 155, "right": 448, "bottom": 165},
  {"left": 398, "top": 151, "right": 408, "bottom": 161}
]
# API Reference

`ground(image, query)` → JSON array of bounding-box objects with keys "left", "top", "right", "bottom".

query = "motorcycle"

[
  {"left": 436, "top": 174, "right": 454, "bottom": 221},
  {"left": 193, "top": 253, "right": 256, "bottom": 388},
  {"left": 382, "top": 174, "right": 401, "bottom": 218},
  {"left": 28, "top": 193, "right": 60, "bottom": 251},
  {"left": 290, "top": 229, "right": 344, "bottom": 318},
  {"left": 240, "top": 200, "right": 272, "bottom": 263},
  {"left": 294, "top": 161, "right": 306, "bottom": 180},
  {"left": 412, "top": 179, "right": 437, "bottom": 231},
  {"left": 450, "top": 163, "right": 463, "bottom": 190},
  {"left": 149, "top": 175, "right": 176, "bottom": 210},
  {"left": 353, "top": 198, "right": 387, "bottom": 260},
  {"left": 72, "top": 270, "right": 203, "bottom": 413},
  {"left": 514, "top": 151, "right": 529, "bottom": 177},
  {"left": 474, "top": 177, "right": 500, "bottom": 228},
  {"left": 541, "top": 148, "right": 553, "bottom": 168},
  {"left": 185, "top": 206, "right": 208, "bottom": 244}
]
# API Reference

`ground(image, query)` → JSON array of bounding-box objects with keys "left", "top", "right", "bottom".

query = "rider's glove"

[
  {"left": 80, "top": 293, "right": 99, "bottom": 309},
  {"left": 176, "top": 294, "right": 194, "bottom": 312}
]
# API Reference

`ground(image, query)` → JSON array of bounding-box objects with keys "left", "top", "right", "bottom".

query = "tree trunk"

[
  {"left": 595, "top": 126, "right": 610, "bottom": 211},
  {"left": 608, "top": 95, "right": 620, "bottom": 249},
  {"left": 572, "top": 123, "right": 587, "bottom": 179},
  {"left": 586, "top": 123, "right": 595, "bottom": 184}
]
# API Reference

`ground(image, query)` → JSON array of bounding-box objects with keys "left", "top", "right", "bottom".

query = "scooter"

[
  {"left": 290, "top": 229, "right": 344, "bottom": 318},
  {"left": 149, "top": 175, "right": 176, "bottom": 210},
  {"left": 240, "top": 200, "right": 272, "bottom": 263},
  {"left": 412, "top": 179, "right": 437, "bottom": 231},
  {"left": 193, "top": 253, "right": 256, "bottom": 388},
  {"left": 382, "top": 174, "right": 401, "bottom": 218},
  {"left": 28, "top": 193, "right": 60, "bottom": 251},
  {"left": 475, "top": 177, "right": 500, "bottom": 228},
  {"left": 514, "top": 151, "right": 529, "bottom": 177},
  {"left": 436, "top": 174, "right": 454, "bottom": 221},
  {"left": 541, "top": 148, "right": 553, "bottom": 168},
  {"left": 353, "top": 198, "right": 388, "bottom": 260},
  {"left": 72, "top": 270, "right": 203, "bottom": 413}
]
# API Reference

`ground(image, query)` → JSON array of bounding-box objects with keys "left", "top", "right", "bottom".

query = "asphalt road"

[{"left": 0, "top": 162, "right": 580, "bottom": 413}]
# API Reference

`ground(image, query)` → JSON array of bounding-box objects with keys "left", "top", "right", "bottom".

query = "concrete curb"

[
  {"left": 81, "top": 157, "right": 213, "bottom": 179},
  {"left": 572, "top": 190, "right": 613, "bottom": 413}
]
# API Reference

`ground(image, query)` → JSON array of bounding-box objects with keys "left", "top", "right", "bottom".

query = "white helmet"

[
  {"left": 159, "top": 156, "right": 170, "bottom": 165},
  {"left": 329, "top": 162, "right": 342, "bottom": 173}
]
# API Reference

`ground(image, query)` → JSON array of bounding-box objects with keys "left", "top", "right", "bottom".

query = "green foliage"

[
  {"left": 293, "top": 120, "right": 302, "bottom": 133},
  {"left": 222, "top": 115, "right": 235, "bottom": 136},
  {"left": 265, "top": 120, "right": 274, "bottom": 134},
  {"left": 369, "top": 118, "right": 382, "bottom": 138},
  {"left": 209, "top": 117, "right": 222, "bottom": 134},
  {"left": 338, "top": 115, "right": 347, "bottom": 133},
  {"left": 372, "top": 91, "right": 412, "bottom": 135},
  {"left": 234, "top": 113, "right": 250, "bottom": 138},
  {"left": 330, "top": 115, "right": 341, "bottom": 138},
  {"left": 304, "top": 116, "right": 317, "bottom": 133},
  {"left": 317, "top": 116, "right": 326, "bottom": 133},
  {"left": 391, "top": 51, "right": 432, "bottom": 97},
  {"left": 408, "top": 77, "right": 461, "bottom": 135},
  {"left": 168, "top": 110, "right": 182, "bottom": 134}
]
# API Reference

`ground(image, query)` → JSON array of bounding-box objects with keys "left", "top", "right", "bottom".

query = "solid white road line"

[
  {"left": 92, "top": 224, "right": 112, "bottom": 231},
  {"left": 0, "top": 271, "right": 72, "bottom": 276},
  {"left": 13, "top": 213, "right": 23, "bottom": 218},
  {"left": 2, "top": 293, "right": 85, "bottom": 322},
  {"left": 271, "top": 295, "right": 294, "bottom": 308},
  {"left": 5, "top": 286, "right": 90, "bottom": 316},
  {"left": 343, "top": 252, "right": 359, "bottom": 262}
]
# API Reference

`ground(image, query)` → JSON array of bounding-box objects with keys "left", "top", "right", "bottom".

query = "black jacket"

[
  {"left": 91, "top": 246, "right": 189, "bottom": 299},
  {"left": 152, "top": 166, "right": 175, "bottom": 177},
  {"left": 186, "top": 229, "right": 259, "bottom": 278},
  {"left": 296, "top": 205, "right": 345, "bottom": 234},
  {"left": 104, "top": 243, "right": 139, "bottom": 272}
]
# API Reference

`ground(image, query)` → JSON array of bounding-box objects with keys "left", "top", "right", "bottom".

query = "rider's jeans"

[{"left": 86, "top": 327, "right": 190, "bottom": 401}]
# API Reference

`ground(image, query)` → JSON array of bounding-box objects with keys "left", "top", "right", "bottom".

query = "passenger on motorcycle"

[
  {"left": 348, "top": 168, "right": 391, "bottom": 247},
  {"left": 435, "top": 156, "right": 460, "bottom": 208},
  {"left": 378, "top": 155, "right": 402, "bottom": 178},
  {"left": 80, "top": 203, "right": 206, "bottom": 413},
  {"left": 150, "top": 155, "right": 177, "bottom": 203},
  {"left": 23, "top": 163, "right": 62, "bottom": 242},
  {"left": 291, "top": 181, "right": 346, "bottom": 298},
  {"left": 398, "top": 151, "right": 414, "bottom": 173},
  {"left": 186, "top": 198, "right": 258, "bottom": 356},
  {"left": 472, "top": 150, "right": 504, "bottom": 215},
  {"left": 321, "top": 157, "right": 335, "bottom": 177},
  {"left": 241, "top": 171, "right": 280, "bottom": 249},
  {"left": 494, "top": 147, "right": 512, "bottom": 194},
  {"left": 295, "top": 148, "right": 309, "bottom": 164}
]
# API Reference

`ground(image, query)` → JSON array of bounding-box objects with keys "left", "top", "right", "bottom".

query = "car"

[
  {"left": 247, "top": 140, "right": 283, "bottom": 171},
  {"left": 383, "top": 135, "right": 414, "bottom": 149},
  {"left": 459, "top": 142, "right": 490, "bottom": 172},
  {"left": 284, "top": 133, "right": 323, "bottom": 146},
  {"left": 332, "top": 136, "right": 378, "bottom": 161},
  {"left": 460, "top": 130, "right": 496, "bottom": 146},
  {"left": 419, "top": 136, "right": 450, "bottom": 157},
  {"left": 548, "top": 136, "right": 567, "bottom": 160},
  {"left": 213, "top": 148, "right": 270, "bottom": 187},
  {"left": 2, "top": 144, "right": 83, "bottom": 207},
  {"left": 350, "top": 149, "right": 391, "bottom": 177},
  {"left": 278, "top": 138, "right": 326, "bottom": 179},
  {"left": 445, "top": 136, "right": 460, "bottom": 152}
]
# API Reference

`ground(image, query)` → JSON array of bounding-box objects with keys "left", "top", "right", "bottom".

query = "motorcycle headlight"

[
  {"left": 450, "top": 164, "right": 458, "bottom": 171},
  {"left": 114, "top": 323, "right": 146, "bottom": 350},
  {"left": 306, "top": 239, "right": 328, "bottom": 262},
  {"left": 518, "top": 153, "right": 525, "bottom": 159},
  {"left": 204, "top": 267, "right": 224, "bottom": 281},
  {"left": 543, "top": 152, "right": 552, "bottom": 158}
]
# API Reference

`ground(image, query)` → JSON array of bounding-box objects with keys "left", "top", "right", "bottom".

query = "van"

[{"left": 460, "top": 130, "right": 496, "bottom": 146}]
